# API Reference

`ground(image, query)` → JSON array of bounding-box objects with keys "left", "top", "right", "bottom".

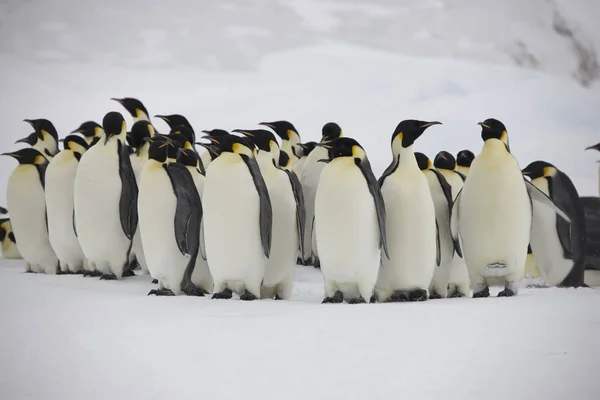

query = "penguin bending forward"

[{"left": 314, "top": 137, "right": 388, "bottom": 304}]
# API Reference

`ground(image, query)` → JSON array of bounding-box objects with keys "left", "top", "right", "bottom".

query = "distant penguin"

[
  {"left": 169, "top": 125, "right": 197, "bottom": 152},
  {"left": 138, "top": 140, "right": 207, "bottom": 296},
  {"left": 16, "top": 119, "right": 59, "bottom": 159},
  {"left": 234, "top": 129, "right": 305, "bottom": 300},
  {"left": 73, "top": 111, "right": 138, "bottom": 280},
  {"left": 375, "top": 120, "right": 441, "bottom": 302},
  {"left": 455, "top": 149, "right": 475, "bottom": 177},
  {"left": 585, "top": 142, "right": 600, "bottom": 196},
  {"left": 45, "top": 135, "right": 90, "bottom": 274},
  {"left": 3, "top": 148, "right": 58, "bottom": 273},
  {"left": 451, "top": 119, "right": 571, "bottom": 297},
  {"left": 259, "top": 120, "right": 302, "bottom": 170},
  {"left": 299, "top": 123, "right": 343, "bottom": 267},
  {"left": 414, "top": 152, "right": 455, "bottom": 299},
  {"left": 0, "top": 212, "right": 22, "bottom": 260},
  {"left": 197, "top": 129, "right": 230, "bottom": 170},
  {"left": 155, "top": 114, "right": 194, "bottom": 132},
  {"left": 71, "top": 121, "right": 105, "bottom": 146},
  {"left": 112, "top": 97, "right": 151, "bottom": 123},
  {"left": 522, "top": 161, "right": 587, "bottom": 287},
  {"left": 294, "top": 141, "right": 317, "bottom": 177},
  {"left": 201, "top": 134, "right": 272, "bottom": 300},
  {"left": 315, "top": 137, "right": 388, "bottom": 304},
  {"left": 432, "top": 151, "right": 470, "bottom": 297}
]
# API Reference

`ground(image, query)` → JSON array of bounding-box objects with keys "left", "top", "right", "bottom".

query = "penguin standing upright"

[
  {"left": 201, "top": 134, "right": 272, "bottom": 300},
  {"left": 45, "top": 135, "right": 90, "bottom": 274},
  {"left": 260, "top": 121, "right": 302, "bottom": 170},
  {"left": 432, "top": 151, "right": 470, "bottom": 297},
  {"left": 71, "top": 121, "right": 105, "bottom": 146},
  {"left": 3, "top": 148, "right": 58, "bottom": 273},
  {"left": 73, "top": 111, "right": 138, "bottom": 280},
  {"left": 16, "top": 119, "right": 60, "bottom": 159},
  {"left": 234, "top": 129, "right": 305, "bottom": 300},
  {"left": 522, "top": 161, "right": 587, "bottom": 287},
  {"left": 414, "top": 152, "right": 455, "bottom": 299},
  {"left": 314, "top": 137, "right": 388, "bottom": 304},
  {"left": 455, "top": 150, "right": 475, "bottom": 177},
  {"left": 451, "top": 119, "right": 571, "bottom": 297},
  {"left": 0, "top": 208, "right": 22, "bottom": 260},
  {"left": 299, "top": 123, "right": 343, "bottom": 267},
  {"left": 155, "top": 114, "right": 194, "bottom": 132},
  {"left": 375, "top": 120, "right": 441, "bottom": 302},
  {"left": 112, "top": 97, "right": 151, "bottom": 123}
]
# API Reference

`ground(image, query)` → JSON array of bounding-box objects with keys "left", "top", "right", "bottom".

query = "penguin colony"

[{"left": 1, "top": 97, "right": 590, "bottom": 303}]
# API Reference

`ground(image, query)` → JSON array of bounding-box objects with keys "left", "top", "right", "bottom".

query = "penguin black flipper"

[
  {"left": 450, "top": 189, "right": 463, "bottom": 258},
  {"left": 378, "top": 155, "right": 400, "bottom": 187},
  {"left": 357, "top": 157, "right": 389, "bottom": 259},
  {"left": 281, "top": 164, "right": 306, "bottom": 257},
  {"left": 241, "top": 154, "right": 273, "bottom": 258},
  {"left": 73, "top": 208, "right": 78, "bottom": 237},
  {"left": 430, "top": 169, "right": 455, "bottom": 256},
  {"left": 36, "top": 164, "right": 49, "bottom": 232},
  {"left": 525, "top": 179, "right": 571, "bottom": 224},
  {"left": 118, "top": 140, "right": 139, "bottom": 240},
  {"left": 435, "top": 219, "right": 441, "bottom": 266},
  {"left": 454, "top": 171, "right": 467, "bottom": 182}
]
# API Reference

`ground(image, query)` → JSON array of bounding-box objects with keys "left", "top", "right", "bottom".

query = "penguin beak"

[
  {"left": 111, "top": 98, "right": 124, "bottom": 104},
  {"left": 317, "top": 158, "right": 331, "bottom": 164},
  {"left": 154, "top": 115, "right": 169, "bottom": 123},
  {"left": 2, "top": 152, "right": 21, "bottom": 159},
  {"left": 477, "top": 122, "right": 491, "bottom": 129},
  {"left": 315, "top": 143, "right": 332, "bottom": 149},
  {"left": 420, "top": 121, "right": 442, "bottom": 128},
  {"left": 23, "top": 119, "right": 35, "bottom": 128},
  {"left": 201, "top": 135, "right": 221, "bottom": 144},
  {"left": 585, "top": 144, "right": 600, "bottom": 151},
  {"left": 15, "top": 136, "right": 33, "bottom": 145},
  {"left": 259, "top": 122, "right": 276, "bottom": 130},
  {"left": 232, "top": 129, "right": 253, "bottom": 137}
]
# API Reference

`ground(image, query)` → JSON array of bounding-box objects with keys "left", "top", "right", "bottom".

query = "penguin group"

[{"left": 1, "top": 97, "right": 592, "bottom": 303}]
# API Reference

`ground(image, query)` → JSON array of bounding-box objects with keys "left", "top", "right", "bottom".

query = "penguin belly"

[
  {"left": 45, "top": 151, "right": 86, "bottom": 273},
  {"left": 376, "top": 171, "right": 436, "bottom": 300},
  {"left": 74, "top": 141, "right": 130, "bottom": 277},
  {"left": 138, "top": 163, "right": 189, "bottom": 294},
  {"left": 528, "top": 177, "right": 573, "bottom": 286},
  {"left": 187, "top": 167, "right": 213, "bottom": 294},
  {"left": 130, "top": 153, "right": 149, "bottom": 274},
  {"left": 314, "top": 158, "right": 380, "bottom": 301},
  {"left": 1, "top": 223, "right": 22, "bottom": 259},
  {"left": 261, "top": 171, "right": 297, "bottom": 300},
  {"left": 300, "top": 147, "right": 328, "bottom": 264},
  {"left": 199, "top": 150, "right": 212, "bottom": 171},
  {"left": 458, "top": 146, "right": 531, "bottom": 291},
  {"left": 6, "top": 166, "right": 58, "bottom": 274},
  {"left": 584, "top": 270, "right": 600, "bottom": 287},
  {"left": 203, "top": 154, "right": 267, "bottom": 297}
]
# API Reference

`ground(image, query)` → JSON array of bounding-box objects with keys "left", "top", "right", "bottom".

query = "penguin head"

[
  {"left": 321, "top": 122, "right": 343, "bottom": 143},
  {"left": 111, "top": 97, "right": 149, "bottom": 121},
  {"left": 2, "top": 148, "right": 48, "bottom": 165},
  {"left": 129, "top": 121, "right": 155, "bottom": 149},
  {"left": 170, "top": 125, "right": 196, "bottom": 149},
  {"left": 259, "top": 120, "right": 300, "bottom": 143},
  {"left": 0, "top": 206, "right": 6, "bottom": 215},
  {"left": 14, "top": 132, "right": 38, "bottom": 146},
  {"left": 392, "top": 120, "right": 442, "bottom": 150},
  {"left": 278, "top": 150, "right": 291, "bottom": 169},
  {"left": 176, "top": 148, "right": 205, "bottom": 174},
  {"left": 72, "top": 121, "right": 105, "bottom": 146},
  {"left": 204, "top": 134, "right": 256, "bottom": 157},
  {"left": 298, "top": 141, "right": 318, "bottom": 157},
  {"left": 522, "top": 160, "right": 557, "bottom": 180},
  {"left": 414, "top": 152, "right": 433, "bottom": 170},
  {"left": 102, "top": 111, "right": 127, "bottom": 144},
  {"left": 23, "top": 118, "right": 59, "bottom": 143},
  {"left": 319, "top": 137, "right": 367, "bottom": 163},
  {"left": 434, "top": 151, "right": 456, "bottom": 170},
  {"left": 233, "top": 129, "right": 279, "bottom": 155},
  {"left": 201, "top": 129, "right": 230, "bottom": 138},
  {"left": 456, "top": 149, "right": 475, "bottom": 168},
  {"left": 62, "top": 135, "right": 90, "bottom": 159},
  {"left": 478, "top": 118, "right": 509, "bottom": 150},
  {"left": 197, "top": 142, "right": 221, "bottom": 160},
  {"left": 155, "top": 114, "right": 193, "bottom": 132},
  {"left": 148, "top": 138, "right": 182, "bottom": 163}
]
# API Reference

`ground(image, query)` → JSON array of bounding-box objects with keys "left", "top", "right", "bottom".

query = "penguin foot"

[
  {"left": 448, "top": 291, "right": 466, "bottom": 299},
  {"left": 369, "top": 294, "right": 378, "bottom": 303},
  {"left": 182, "top": 285, "right": 208, "bottom": 297},
  {"left": 348, "top": 297, "right": 366, "bottom": 304},
  {"left": 386, "top": 291, "right": 409, "bottom": 303},
  {"left": 472, "top": 287, "right": 490, "bottom": 298},
  {"left": 152, "top": 279, "right": 159, "bottom": 284},
  {"left": 100, "top": 273, "right": 117, "bottom": 281},
  {"left": 24, "top": 270, "right": 35, "bottom": 274},
  {"left": 313, "top": 258, "right": 321, "bottom": 269},
  {"left": 274, "top": 294, "right": 284, "bottom": 300},
  {"left": 240, "top": 290, "right": 258, "bottom": 301},
  {"left": 83, "top": 270, "right": 102, "bottom": 277},
  {"left": 212, "top": 289, "right": 233, "bottom": 300},
  {"left": 121, "top": 269, "right": 136, "bottom": 278},
  {"left": 296, "top": 256, "right": 304, "bottom": 265},
  {"left": 56, "top": 269, "right": 67, "bottom": 276},
  {"left": 429, "top": 291, "right": 442, "bottom": 300},
  {"left": 408, "top": 289, "right": 428, "bottom": 302},
  {"left": 73, "top": 270, "right": 85, "bottom": 275},
  {"left": 148, "top": 288, "right": 175, "bottom": 296},
  {"left": 497, "top": 288, "right": 515, "bottom": 297},
  {"left": 128, "top": 258, "right": 140, "bottom": 271},
  {"left": 322, "top": 290, "right": 344, "bottom": 304}
]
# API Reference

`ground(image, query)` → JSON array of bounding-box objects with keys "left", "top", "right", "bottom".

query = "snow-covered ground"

[{"left": 2, "top": 0, "right": 600, "bottom": 398}]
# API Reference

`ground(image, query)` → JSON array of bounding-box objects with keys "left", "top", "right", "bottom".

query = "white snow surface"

[{"left": 0, "top": 260, "right": 599, "bottom": 399}]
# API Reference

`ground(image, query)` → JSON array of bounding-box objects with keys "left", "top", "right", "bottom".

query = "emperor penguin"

[
  {"left": 522, "top": 161, "right": 587, "bottom": 287},
  {"left": 73, "top": 111, "right": 139, "bottom": 280},
  {"left": 299, "top": 123, "right": 343, "bottom": 267},
  {"left": 197, "top": 129, "right": 230, "bottom": 170},
  {"left": 72, "top": 121, "right": 105, "bottom": 146},
  {"left": 294, "top": 141, "right": 317, "bottom": 177},
  {"left": 138, "top": 140, "right": 207, "bottom": 296},
  {"left": 414, "top": 152, "right": 455, "bottom": 299},
  {"left": 0, "top": 209, "right": 22, "bottom": 260},
  {"left": 259, "top": 120, "right": 302, "bottom": 170},
  {"left": 432, "top": 151, "right": 470, "bottom": 297},
  {"left": 201, "top": 134, "right": 273, "bottom": 300},
  {"left": 314, "top": 137, "right": 388, "bottom": 304},
  {"left": 234, "top": 128, "right": 305, "bottom": 300},
  {"left": 3, "top": 148, "right": 58, "bottom": 274},
  {"left": 155, "top": 114, "right": 194, "bottom": 133},
  {"left": 455, "top": 150, "right": 475, "bottom": 177},
  {"left": 112, "top": 97, "right": 151, "bottom": 123},
  {"left": 16, "top": 119, "right": 59, "bottom": 159},
  {"left": 45, "top": 135, "right": 90, "bottom": 274},
  {"left": 585, "top": 142, "right": 600, "bottom": 196},
  {"left": 451, "top": 119, "right": 571, "bottom": 297},
  {"left": 375, "top": 120, "right": 441, "bottom": 302}
]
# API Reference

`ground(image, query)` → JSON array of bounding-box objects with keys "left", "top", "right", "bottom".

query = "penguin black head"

[
  {"left": 204, "top": 134, "right": 256, "bottom": 156},
  {"left": 585, "top": 142, "right": 600, "bottom": 152},
  {"left": 478, "top": 118, "right": 509, "bottom": 150},
  {"left": 72, "top": 121, "right": 104, "bottom": 138},
  {"left": 321, "top": 122, "right": 343, "bottom": 143},
  {"left": 176, "top": 148, "right": 199, "bottom": 167},
  {"left": 102, "top": 112, "right": 127, "bottom": 144},
  {"left": 201, "top": 129, "right": 230, "bottom": 138},
  {"left": 318, "top": 137, "right": 368, "bottom": 163},
  {"left": 62, "top": 135, "right": 90, "bottom": 159},
  {"left": 170, "top": 125, "right": 196, "bottom": 148},
  {"left": 2, "top": 148, "right": 48, "bottom": 165},
  {"left": 111, "top": 97, "right": 149, "bottom": 120},
  {"left": 278, "top": 150, "right": 291, "bottom": 169},
  {"left": 197, "top": 142, "right": 221, "bottom": 160},
  {"left": 233, "top": 129, "right": 279, "bottom": 153},
  {"left": 23, "top": 118, "right": 59, "bottom": 142},
  {"left": 14, "top": 132, "right": 38, "bottom": 146},
  {"left": 0, "top": 206, "right": 7, "bottom": 215},
  {"left": 522, "top": 160, "right": 558, "bottom": 180},
  {"left": 155, "top": 114, "right": 194, "bottom": 132},
  {"left": 392, "top": 120, "right": 442, "bottom": 149},
  {"left": 148, "top": 138, "right": 181, "bottom": 163},
  {"left": 129, "top": 121, "right": 155, "bottom": 149},
  {"left": 456, "top": 150, "right": 475, "bottom": 168},
  {"left": 259, "top": 120, "right": 299, "bottom": 142},
  {"left": 298, "top": 141, "right": 318, "bottom": 157},
  {"left": 434, "top": 151, "right": 456, "bottom": 170},
  {"left": 414, "top": 152, "right": 432, "bottom": 170}
]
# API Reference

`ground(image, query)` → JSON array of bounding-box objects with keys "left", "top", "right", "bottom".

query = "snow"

[{"left": 1, "top": 0, "right": 600, "bottom": 398}]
